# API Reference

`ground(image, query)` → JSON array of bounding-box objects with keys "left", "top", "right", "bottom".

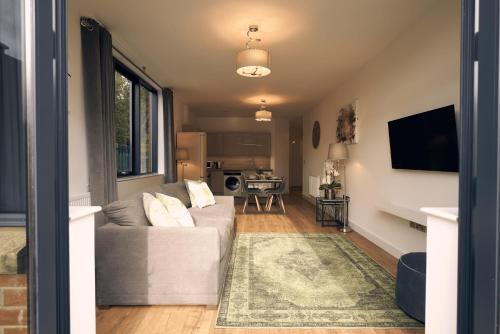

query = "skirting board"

[
  {"left": 302, "top": 193, "right": 316, "bottom": 205},
  {"left": 302, "top": 193, "right": 407, "bottom": 258},
  {"left": 347, "top": 219, "right": 407, "bottom": 259}
]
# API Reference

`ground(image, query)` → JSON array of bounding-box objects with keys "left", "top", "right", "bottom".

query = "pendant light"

[
  {"left": 255, "top": 99, "right": 272, "bottom": 122},
  {"left": 236, "top": 25, "right": 271, "bottom": 78}
]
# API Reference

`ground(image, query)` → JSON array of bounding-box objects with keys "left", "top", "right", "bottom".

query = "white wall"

[
  {"left": 193, "top": 116, "right": 272, "bottom": 133},
  {"left": 68, "top": 0, "right": 89, "bottom": 197},
  {"left": 67, "top": 1, "right": 188, "bottom": 197},
  {"left": 303, "top": 0, "right": 460, "bottom": 257}
]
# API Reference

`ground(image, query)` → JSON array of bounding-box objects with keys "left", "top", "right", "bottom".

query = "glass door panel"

[{"left": 0, "top": 0, "right": 29, "bottom": 331}]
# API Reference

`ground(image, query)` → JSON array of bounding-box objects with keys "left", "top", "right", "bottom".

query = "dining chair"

[
  {"left": 242, "top": 177, "right": 262, "bottom": 213},
  {"left": 265, "top": 177, "right": 287, "bottom": 213}
]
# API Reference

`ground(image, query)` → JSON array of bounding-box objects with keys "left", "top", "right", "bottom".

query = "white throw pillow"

[
  {"left": 142, "top": 193, "right": 179, "bottom": 227},
  {"left": 184, "top": 179, "right": 216, "bottom": 208},
  {"left": 156, "top": 193, "right": 195, "bottom": 227}
]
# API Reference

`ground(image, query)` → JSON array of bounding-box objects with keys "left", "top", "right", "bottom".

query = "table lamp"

[{"left": 176, "top": 148, "right": 189, "bottom": 179}]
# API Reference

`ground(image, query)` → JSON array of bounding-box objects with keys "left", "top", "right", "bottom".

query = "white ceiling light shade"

[
  {"left": 255, "top": 99, "right": 272, "bottom": 122},
  {"left": 236, "top": 25, "right": 271, "bottom": 78}
]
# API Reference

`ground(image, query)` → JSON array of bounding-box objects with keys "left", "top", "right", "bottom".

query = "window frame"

[{"left": 114, "top": 59, "right": 158, "bottom": 177}]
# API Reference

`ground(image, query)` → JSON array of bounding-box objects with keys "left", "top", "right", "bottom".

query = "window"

[{"left": 114, "top": 60, "right": 158, "bottom": 177}]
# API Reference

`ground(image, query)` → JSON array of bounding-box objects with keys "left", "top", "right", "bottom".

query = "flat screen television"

[{"left": 388, "top": 105, "right": 459, "bottom": 172}]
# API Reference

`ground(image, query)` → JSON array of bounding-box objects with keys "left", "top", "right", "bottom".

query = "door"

[
  {"left": 0, "top": 0, "right": 69, "bottom": 333},
  {"left": 0, "top": 2, "right": 30, "bottom": 331},
  {"left": 289, "top": 117, "right": 303, "bottom": 189},
  {"left": 458, "top": 0, "right": 500, "bottom": 332}
]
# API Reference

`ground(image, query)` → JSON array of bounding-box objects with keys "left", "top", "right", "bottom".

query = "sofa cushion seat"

[{"left": 188, "top": 196, "right": 235, "bottom": 259}]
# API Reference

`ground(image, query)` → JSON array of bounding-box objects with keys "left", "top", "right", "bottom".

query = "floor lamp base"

[{"left": 338, "top": 226, "right": 352, "bottom": 233}]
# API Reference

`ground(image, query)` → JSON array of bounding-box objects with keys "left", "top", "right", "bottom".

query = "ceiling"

[{"left": 75, "top": 0, "right": 437, "bottom": 118}]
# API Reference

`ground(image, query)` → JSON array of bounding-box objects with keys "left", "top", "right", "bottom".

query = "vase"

[{"left": 325, "top": 188, "right": 334, "bottom": 200}]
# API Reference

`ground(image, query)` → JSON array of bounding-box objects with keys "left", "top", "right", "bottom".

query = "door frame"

[
  {"left": 27, "top": 0, "right": 70, "bottom": 332},
  {"left": 458, "top": 0, "right": 500, "bottom": 332},
  {"left": 16, "top": 0, "right": 500, "bottom": 332}
]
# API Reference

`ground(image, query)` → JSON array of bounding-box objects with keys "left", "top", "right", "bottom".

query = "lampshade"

[
  {"left": 176, "top": 148, "right": 189, "bottom": 161},
  {"left": 236, "top": 48, "right": 271, "bottom": 78},
  {"left": 255, "top": 109, "right": 272, "bottom": 122},
  {"left": 328, "top": 143, "right": 348, "bottom": 161}
]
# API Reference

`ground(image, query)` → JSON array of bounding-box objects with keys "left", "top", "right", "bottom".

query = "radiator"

[
  {"left": 309, "top": 176, "right": 321, "bottom": 197},
  {"left": 69, "top": 192, "right": 91, "bottom": 206}
]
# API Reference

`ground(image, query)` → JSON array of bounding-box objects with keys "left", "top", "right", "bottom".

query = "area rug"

[{"left": 216, "top": 233, "right": 423, "bottom": 328}]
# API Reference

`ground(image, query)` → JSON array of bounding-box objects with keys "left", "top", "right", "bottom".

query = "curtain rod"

[{"left": 112, "top": 46, "right": 164, "bottom": 89}]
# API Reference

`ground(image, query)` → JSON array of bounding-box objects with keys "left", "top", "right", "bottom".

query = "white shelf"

[
  {"left": 421, "top": 207, "right": 458, "bottom": 222},
  {"left": 377, "top": 200, "right": 427, "bottom": 226}
]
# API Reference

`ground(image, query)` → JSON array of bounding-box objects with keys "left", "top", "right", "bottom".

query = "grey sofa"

[{"left": 95, "top": 182, "right": 235, "bottom": 306}]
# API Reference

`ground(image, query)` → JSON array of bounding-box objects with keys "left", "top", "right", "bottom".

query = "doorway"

[{"left": 289, "top": 116, "right": 303, "bottom": 193}]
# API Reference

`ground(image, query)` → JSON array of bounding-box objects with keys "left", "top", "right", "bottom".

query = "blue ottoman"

[{"left": 395, "top": 252, "right": 426, "bottom": 323}]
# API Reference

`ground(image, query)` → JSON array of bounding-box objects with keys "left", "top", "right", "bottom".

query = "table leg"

[
  {"left": 338, "top": 199, "right": 352, "bottom": 233},
  {"left": 321, "top": 204, "right": 325, "bottom": 227},
  {"left": 254, "top": 195, "right": 262, "bottom": 212}
]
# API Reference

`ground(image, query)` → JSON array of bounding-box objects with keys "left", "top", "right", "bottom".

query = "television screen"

[{"left": 388, "top": 105, "right": 459, "bottom": 172}]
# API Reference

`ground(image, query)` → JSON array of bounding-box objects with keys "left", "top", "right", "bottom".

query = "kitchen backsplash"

[{"left": 208, "top": 156, "right": 271, "bottom": 170}]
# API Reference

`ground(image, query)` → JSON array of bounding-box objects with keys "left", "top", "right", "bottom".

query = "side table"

[{"left": 315, "top": 196, "right": 351, "bottom": 232}]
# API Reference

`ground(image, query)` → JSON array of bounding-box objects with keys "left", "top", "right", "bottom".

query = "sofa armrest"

[{"left": 96, "top": 223, "right": 221, "bottom": 304}]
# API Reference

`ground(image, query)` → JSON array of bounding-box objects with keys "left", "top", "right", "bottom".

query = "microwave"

[{"left": 207, "top": 161, "right": 222, "bottom": 169}]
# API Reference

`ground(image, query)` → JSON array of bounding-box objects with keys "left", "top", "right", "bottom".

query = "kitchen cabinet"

[
  {"left": 207, "top": 133, "right": 225, "bottom": 156},
  {"left": 207, "top": 132, "right": 271, "bottom": 157},
  {"left": 222, "top": 133, "right": 241, "bottom": 156},
  {"left": 253, "top": 133, "right": 271, "bottom": 156},
  {"left": 209, "top": 170, "right": 224, "bottom": 194}
]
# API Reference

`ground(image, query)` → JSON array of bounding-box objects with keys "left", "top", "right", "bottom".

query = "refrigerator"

[{"left": 176, "top": 132, "right": 207, "bottom": 181}]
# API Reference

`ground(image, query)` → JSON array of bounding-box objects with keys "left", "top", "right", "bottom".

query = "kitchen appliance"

[
  {"left": 224, "top": 171, "right": 243, "bottom": 197},
  {"left": 206, "top": 161, "right": 215, "bottom": 169},
  {"left": 177, "top": 132, "right": 207, "bottom": 181}
]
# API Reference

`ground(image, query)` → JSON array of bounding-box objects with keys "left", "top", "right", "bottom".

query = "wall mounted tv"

[{"left": 388, "top": 105, "right": 459, "bottom": 172}]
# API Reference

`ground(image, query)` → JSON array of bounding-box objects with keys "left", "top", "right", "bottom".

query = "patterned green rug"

[{"left": 216, "top": 233, "right": 423, "bottom": 328}]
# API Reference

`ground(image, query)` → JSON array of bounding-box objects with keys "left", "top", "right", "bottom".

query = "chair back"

[{"left": 275, "top": 177, "right": 287, "bottom": 193}]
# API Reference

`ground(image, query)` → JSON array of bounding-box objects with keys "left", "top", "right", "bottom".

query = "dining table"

[
  {"left": 242, "top": 175, "right": 286, "bottom": 213},
  {"left": 244, "top": 177, "right": 283, "bottom": 189}
]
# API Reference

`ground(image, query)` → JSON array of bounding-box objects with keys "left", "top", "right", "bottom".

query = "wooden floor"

[{"left": 96, "top": 191, "right": 425, "bottom": 334}]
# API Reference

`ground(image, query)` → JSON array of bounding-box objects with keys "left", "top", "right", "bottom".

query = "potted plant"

[
  {"left": 319, "top": 181, "right": 341, "bottom": 199},
  {"left": 320, "top": 160, "right": 341, "bottom": 199}
]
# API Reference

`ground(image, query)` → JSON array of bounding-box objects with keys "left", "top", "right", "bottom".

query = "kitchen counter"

[{"left": 208, "top": 168, "right": 272, "bottom": 173}]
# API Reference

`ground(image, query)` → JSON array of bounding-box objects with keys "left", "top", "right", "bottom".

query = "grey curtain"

[
  {"left": 81, "top": 17, "right": 117, "bottom": 206},
  {"left": 162, "top": 88, "right": 177, "bottom": 183}
]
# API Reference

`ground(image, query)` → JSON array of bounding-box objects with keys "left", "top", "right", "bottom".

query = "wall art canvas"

[{"left": 336, "top": 100, "right": 359, "bottom": 144}]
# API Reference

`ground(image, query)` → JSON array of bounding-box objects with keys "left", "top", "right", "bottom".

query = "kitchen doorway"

[{"left": 289, "top": 116, "right": 303, "bottom": 193}]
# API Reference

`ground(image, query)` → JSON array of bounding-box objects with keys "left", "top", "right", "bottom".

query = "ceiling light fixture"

[
  {"left": 255, "top": 99, "right": 272, "bottom": 122},
  {"left": 236, "top": 25, "right": 271, "bottom": 78}
]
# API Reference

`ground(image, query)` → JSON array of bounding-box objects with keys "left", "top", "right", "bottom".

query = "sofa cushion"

[
  {"left": 188, "top": 196, "right": 235, "bottom": 258},
  {"left": 160, "top": 181, "right": 192, "bottom": 208},
  {"left": 102, "top": 200, "right": 150, "bottom": 226},
  {"left": 184, "top": 180, "right": 216, "bottom": 208},
  {"left": 143, "top": 193, "right": 179, "bottom": 227},
  {"left": 156, "top": 193, "right": 195, "bottom": 227}
]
